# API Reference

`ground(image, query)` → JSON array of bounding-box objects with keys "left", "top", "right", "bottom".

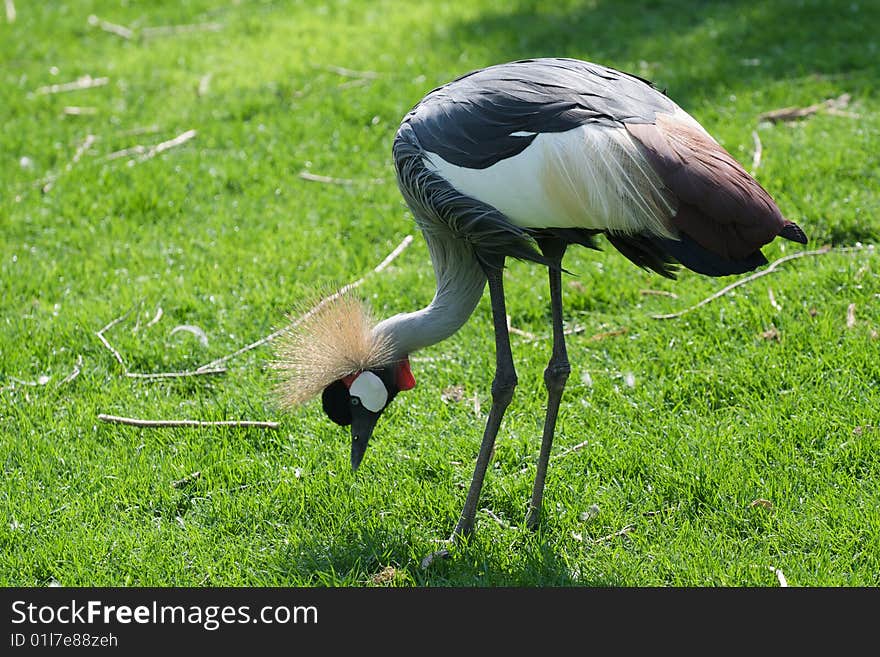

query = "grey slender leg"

[
  {"left": 421, "top": 261, "right": 517, "bottom": 569},
  {"left": 525, "top": 239, "right": 570, "bottom": 530}
]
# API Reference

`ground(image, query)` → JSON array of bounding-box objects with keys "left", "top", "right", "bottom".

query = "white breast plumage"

[{"left": 422, "top": 123, "right": 677, "bottom": 239}]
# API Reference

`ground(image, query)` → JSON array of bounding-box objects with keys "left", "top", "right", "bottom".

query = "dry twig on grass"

[
  {"left": 552, "top": 439, "right": 590, "bottom": 462},
  {"left": 96, "top": 309, "right": 132, "bottom": 369},
  {"left": 87, "top": 14, "right": 134, "bottom": 39},
  {"left": 35, "top": 75, "right": 109, "bottom": 95},
  {"left": 652, "top": 246, "right": 833, "bottom": 320},
  {"left": 107, "top": 129, "right": 197, "bottom": 163},
  {"left": 506, "top": 315, "right": 536, "bottom": 340},
  {"left": 98, "top": 414, "right": 278, "bottom": 429},
  {"left": 298, "top": 171, "right": 385, "bottom": 186},
  {"left": 758, "top": 93, "right": 855, "bottom": 123},
  {"left": 125, "top": 368, "right": 226, "bottom": 381},
  {"left": 194, "top": 234, "right": 414, "bottom": 373}
]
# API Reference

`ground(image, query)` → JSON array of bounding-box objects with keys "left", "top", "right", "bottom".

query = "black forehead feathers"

[
  {"left": 374, "top": 366, "right": 401, "bottom": 404},
  {"left": 322, "top": 379, "right": 351, "bottom": 426},
  {"left": 320, "top": 367, "right": 403, "bottom": 426}
]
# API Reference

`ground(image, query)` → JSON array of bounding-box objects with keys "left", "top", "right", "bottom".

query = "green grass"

[{"left": 1, "top": 0, "right": 878, "bottom": 586}]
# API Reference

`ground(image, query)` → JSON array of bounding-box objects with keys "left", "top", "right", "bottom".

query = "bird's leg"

[
  {"left": 421, "top": 260, "right": 516, "bottom": 568},
  {"left": 525, "top": 238, "right": 570, "bottom": 531}
]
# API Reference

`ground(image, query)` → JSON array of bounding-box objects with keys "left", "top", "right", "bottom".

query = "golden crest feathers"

[{"left": 272, "top": 293, "right": 394, "bottom": 407}]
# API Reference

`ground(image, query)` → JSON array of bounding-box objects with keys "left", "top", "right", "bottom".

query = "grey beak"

[{"left": 350, "top": 410, "right": 379, "bottom": 471}]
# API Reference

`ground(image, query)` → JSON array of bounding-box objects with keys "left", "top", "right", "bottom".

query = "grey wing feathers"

[{"left": 406, "top": 58, "right": 675, "bottom": 169}]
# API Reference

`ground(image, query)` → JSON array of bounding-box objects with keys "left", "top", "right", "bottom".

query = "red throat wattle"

[{"left": 396, "top": 357, "right": 416, "bottom": 391}]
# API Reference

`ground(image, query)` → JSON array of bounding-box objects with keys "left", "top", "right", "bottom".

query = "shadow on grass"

[
  {"left": 449, "top": 0, "right": 878, "bottom": 104},
  {"left": 446, "top": 0, "right": 879, "bottom": 245},
  {"left": 275, "top": 525, "right": 618, "bottom": 586}
]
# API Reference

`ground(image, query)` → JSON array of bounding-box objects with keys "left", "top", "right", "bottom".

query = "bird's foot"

[
  {"left": 525, "top": 504, "right": 542, "bottom": 531},
  {"left": 420, "top": 544, "right": 452, "bottom": 570},
  {"left": 420, "top": 522, "right": 473, "bottom": 569}
]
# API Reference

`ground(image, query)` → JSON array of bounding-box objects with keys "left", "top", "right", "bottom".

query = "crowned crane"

[{"left": 275, "top": 57, "right": 807, "bottom": 564}]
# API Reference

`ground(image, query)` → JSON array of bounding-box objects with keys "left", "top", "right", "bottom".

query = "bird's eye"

[{"left": 350, "top": 397, "right": 360, "bottom": 407}]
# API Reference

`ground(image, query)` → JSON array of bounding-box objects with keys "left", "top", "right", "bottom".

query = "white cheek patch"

[{"left": 348, "top": 371, "right": 388, "bottom": 413}]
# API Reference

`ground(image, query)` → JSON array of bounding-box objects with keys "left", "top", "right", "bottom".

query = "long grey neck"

[{"left": 373, "top": 230, "right": 486, "bottom": 359}]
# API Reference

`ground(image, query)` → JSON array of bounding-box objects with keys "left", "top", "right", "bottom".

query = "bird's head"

[
  {"left": 321, "top": 359, "right": 416, "bottom": 469},
  {"left": 273, "top": 293, "right": 415, "bottom": 470}
]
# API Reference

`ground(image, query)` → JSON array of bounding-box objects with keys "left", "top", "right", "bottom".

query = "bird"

[{"left": 274, "top": 57, "right": 807, "bottom": 565}]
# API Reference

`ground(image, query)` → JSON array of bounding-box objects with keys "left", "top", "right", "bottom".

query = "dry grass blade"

[
  {"left": 198, "top": 73, "right": 212, "bottom": 96},
  {"left": 96, "top": 306, "right": 225, "bottom": 380},
  {"left": 145, "top": 306, "right": 164, "bottom": 328},
  {"left": 846, "top": 303, "right": 856, "bottom": 328},
  {"left": 59, "top": 355, "right": 83, "bottom": 386},
  {"left": 586, "top": 327, "right": 628, "bottom": 342},
  {"left": 506, "top": 315, "right": 536, "bottom": 340},
  {"left": 751, "top": 129, "right": 763, "bottom": 174},
  {"left": 480, "top": 508, "right": 510, "bottom": 529},
  {"left": 640, "top": 289, "right": 678, "bottom": 298},
  {"left": 171, "top": 471, "right": 201, "bottom": 489},
  {"left": 41, "top": 134, "right": 96, "bottom": 192},
  {"left": 593, "top": 525, "right": 635, "bottom": 543},
  {"left": 769, "top": 566, "right": 789, "bottom": 587},
  {"left": 552, "top": 439, "right": 590, "bottom": 461},
  {"left": 527, "top": 325, "right": 627, "bottom": 343}
]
